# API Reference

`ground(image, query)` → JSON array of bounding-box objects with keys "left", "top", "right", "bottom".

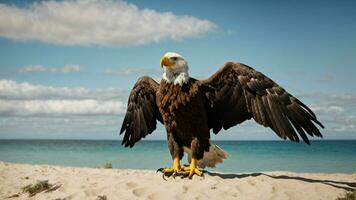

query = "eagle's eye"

[{"left": 170, "top": 57, "right": 178, "bottom": 61}]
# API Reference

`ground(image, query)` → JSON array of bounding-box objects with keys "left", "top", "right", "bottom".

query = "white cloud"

[
  {"left": 317, "top": 74, "right": 333, "bottom": 82},
  {"left": 104, "top": 67, "right": 161, "bottom": 76},
  {"left": 0, "top": 79, "right": 127, "bottom": 100},
  {"left": 305, "top": 93, "right": 356, "bottom": 133},
  {"left": 0, "top": 79, "right": 130, "bottom": 138},
  {"left": 310, "top": 105, "right": 345, "bottom": 114},
  {"left": 0, "top": 79, "right": 128, "bottom": 116},
  {"left": 0, "top": 0, "right": 216, "bottom": 47},
  {"left": 0, "top": 115, "right": 125, "bottom": 138},
  {"left": 332, "top": 116, "right": 356, "bottom": 132},
  {"left": 0, "top": 99, "right": 125, "bottom": 115},
  {"left": 301, "top": 93, "right": 356, "bottom": 107},
  {"left": 19, "top": 64, "right": 81, "bottom": 73}
]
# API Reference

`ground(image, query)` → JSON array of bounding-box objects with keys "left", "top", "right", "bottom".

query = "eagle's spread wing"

[
  {"left": 201, "top": 62, "right": 324, "bottom": 144},
  {"left": 120, "top": 76, "right": 163, "bottom": 147}
]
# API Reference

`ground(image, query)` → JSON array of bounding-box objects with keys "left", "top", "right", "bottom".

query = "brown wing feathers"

[
  {"left": 120, "top": 76, "right": 162, "bottom": 147},
  {"left": 202, "top": 62, "right": 324, "bottom": 144},
  {"left": 121, "top": 62, "right": 323, "bottom": 146}
]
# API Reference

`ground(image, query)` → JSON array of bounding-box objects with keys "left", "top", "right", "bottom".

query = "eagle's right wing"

[
  {"left": 201, "top": 62, "right": 324, "bottom": 144},
  {"left": 120, "top": 76, "right": 163, "bottom": 147}
]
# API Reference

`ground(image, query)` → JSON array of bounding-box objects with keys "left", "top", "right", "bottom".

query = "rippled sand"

[{"left": 1, "top": 161, "right": 355, "bottom": 200}]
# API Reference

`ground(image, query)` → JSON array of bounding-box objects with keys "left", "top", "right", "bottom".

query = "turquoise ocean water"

[{"left": 0, "top": 140, "right": 355, "bottom": 173}]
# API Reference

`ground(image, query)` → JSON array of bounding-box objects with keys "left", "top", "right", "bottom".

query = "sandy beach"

[{"left": 0, "top": 161, "right": 355, "bottom": 200}]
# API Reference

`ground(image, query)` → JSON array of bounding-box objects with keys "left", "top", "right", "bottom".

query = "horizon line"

[{"left": 0, "top": 138, "right": 354, "bottom": 141}]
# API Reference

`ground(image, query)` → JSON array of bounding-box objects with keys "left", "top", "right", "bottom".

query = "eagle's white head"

[{"left": 160, "top": 52, "right": 189, "bottom": 86}]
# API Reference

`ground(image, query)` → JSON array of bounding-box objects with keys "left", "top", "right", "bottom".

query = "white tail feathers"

[{"left": 183, "top": 142, "right": 228, "bottom": 169}]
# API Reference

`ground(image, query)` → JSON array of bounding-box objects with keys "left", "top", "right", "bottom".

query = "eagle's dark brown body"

[
  {"left": 157, "top": 79, "right": 210, "bottom": 160},
  {"left": 120, "top": 62, "right": 324, "bottom": 165}
]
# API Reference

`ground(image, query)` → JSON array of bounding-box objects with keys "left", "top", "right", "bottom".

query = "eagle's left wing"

[{"left": 200, "top": 62, "right": 324, "bottom": 144}]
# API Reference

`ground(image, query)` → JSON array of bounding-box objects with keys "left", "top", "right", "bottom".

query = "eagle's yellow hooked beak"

[{"left": 160, "top": 56, "right": 174, "bottom": 68}]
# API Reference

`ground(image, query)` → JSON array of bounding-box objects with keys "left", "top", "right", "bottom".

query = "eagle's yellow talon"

[
  {"left": 160, "top": 168, "right": 175, "bottom": 173},
  {"left": 158, "top": 157, "right": 181, "bottom": 177},
  {"left": 181, "top": 158, "right": 203, "bottom": 178},
  {"left": 181, "top": 165, "right": 190, "bottom": 171},
  {"left": 194, "top": 168, "right": 203, "bottom": 176}
]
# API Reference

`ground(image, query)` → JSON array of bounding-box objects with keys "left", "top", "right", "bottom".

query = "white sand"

[{"left": 0, "top": 161, "right": 355, "bottom": 200}]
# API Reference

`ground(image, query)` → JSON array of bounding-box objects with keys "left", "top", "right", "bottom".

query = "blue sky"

[{"left": 0, "top": 0, "right": 355, "bottom": 140}]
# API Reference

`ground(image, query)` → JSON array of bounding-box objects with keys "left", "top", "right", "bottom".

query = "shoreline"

[{"left": 1, "top": 161, "right": 355, "bottom": 200}]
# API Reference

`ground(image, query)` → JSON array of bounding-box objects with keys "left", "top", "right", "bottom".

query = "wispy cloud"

[
  {"left": 317, "top": 74, "right": 333, "bottom": 82},
  {"left": 0, "top": 99, "right": 125, "bottom": 115},
  {"left": 305, "top": 93, "right": 356, "bottom": 133},
  {"left": 0, "top": 79, "right": 129, "bottom": 137},
  {"left": 0, "top": 0, "right": 216, "bottom": 47},
  {"left": 0, "top": 115, "right": 124, "bottom": 138},
  {"left": 310, "top": 105, "right": 344, "bottom": 114},
  {"left": 18, "top": 64, "right": 81, "bottom": 73},
  {"left": 0, "top": 79, "right": 128, "bottom": 116},
  {"left": 0, "top": 79, "right": 127, "bottom": 100},
  {"left": 104, "top": 68, "right": 161, "bottom": 76}
]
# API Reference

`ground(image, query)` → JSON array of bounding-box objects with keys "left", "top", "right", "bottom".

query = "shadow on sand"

[{"left": 205, "top": 171, "right": 356, "bottom": 191}]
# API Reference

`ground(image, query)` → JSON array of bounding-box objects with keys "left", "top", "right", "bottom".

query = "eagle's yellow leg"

[
  {"left": 181, "top": 158, "right": 203, "bottom": 178},
  {"left": 157, "top": 157, "right": 181, "bottom": 176}
]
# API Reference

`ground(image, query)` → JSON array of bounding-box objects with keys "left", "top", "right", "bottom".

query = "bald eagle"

[{"left": 120, "top": 52, "right": 324, "bottom": 178}]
